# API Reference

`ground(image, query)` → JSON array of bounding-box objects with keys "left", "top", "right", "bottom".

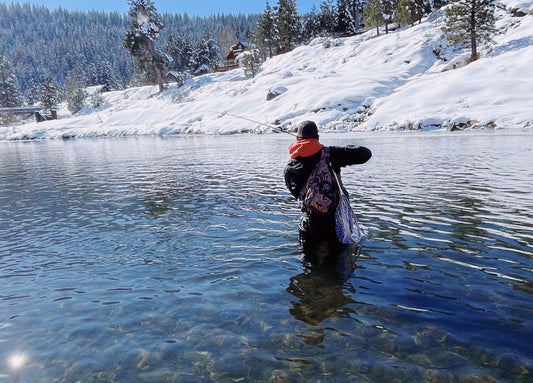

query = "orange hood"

[{"left": 288, "top": 138, "right": 323, "bottom": 159}]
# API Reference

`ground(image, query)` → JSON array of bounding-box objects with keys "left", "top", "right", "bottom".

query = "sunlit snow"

[{"left": 1, "top": 0, "right": 531, "bottom": 140}]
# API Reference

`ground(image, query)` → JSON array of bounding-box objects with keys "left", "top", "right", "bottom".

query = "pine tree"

[
  {"left": 336, "top": 0, "right": 364, "bottom": 35},
  {"left": 395, "top": 0, "right": 428, "bottom": 25},
  {"left": 0, "top": 54, "right": 22, "bottom": 107},
  {"left": 123, "top": 0, "right": 165, "bottom": 93},
  {"left": 190, "top": 33, "right": 220, "bottom": 75},
  {"left": 395, "top": 0, "right": 414, "bottom": 26},
  {"left": 318, "top": 0, "right": 337, "bottom": 35},
  {"left": 277, "top": 0, "right": 301, "bottom": 53},
  {"left": 364, "top": 0, "right": 384, "bottom": 36},
  {"left": 239, "top": 49, "right": 262, "bottom": 78},
  {"left": 65, "top": 73, "right": 87, "bottom": 114},
  {"left": 301, "top": 6, "right": 321, "bottom": 41},
  {"left": 442, "top": 0, "right": 495, "bottom": 62},
  {"left": 166, "top": 34, "right": 194, "bottom": 72},
  {"left": 88, "top": 60, "right": 117, "bottom": 89},
  {"left": 434, "top": 0, "right": 451, "bottom": 8},
  {"left": 39, "top": 76, "right": 61, "bottom": 112},
  {"left": 412, "top": 0, "right": 431, "bottom": 23},
  {"left": 255, "top": 1, "right": 278, "bottom": 59},
  {"left": 382, "top": 0, "right": 399, "bottom": 34},
  {"left": 89, "top": 89, "right": 104, "bottom": 109},
  {"left": 25, "top": 77, "right": 40, "bottom": 105}
]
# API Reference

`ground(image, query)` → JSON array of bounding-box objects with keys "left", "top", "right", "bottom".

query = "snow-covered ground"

[{"left": 1, "top": 0, "right": 532, "bottom": 140}]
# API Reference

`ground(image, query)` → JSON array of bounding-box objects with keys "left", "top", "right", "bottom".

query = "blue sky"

[{"left": 1, "top": 1, "right": 322, "bottom": 15}]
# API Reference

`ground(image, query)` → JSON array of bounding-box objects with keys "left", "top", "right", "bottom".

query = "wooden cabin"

[
  {"left": 216, "top": 42, "right": 255, "bottom": 72},
  {"left": 164, "top": 70, "right": 190, "bottom": 85}
]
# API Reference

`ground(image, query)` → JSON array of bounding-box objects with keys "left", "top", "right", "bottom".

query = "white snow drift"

[{"left": 1, "top": 0, "right": 531, "bottom": 139}]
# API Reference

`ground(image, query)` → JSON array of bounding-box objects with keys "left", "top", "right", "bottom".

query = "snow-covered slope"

[{"left": 1, "top": 0, "right": 532, "bottom": 139}]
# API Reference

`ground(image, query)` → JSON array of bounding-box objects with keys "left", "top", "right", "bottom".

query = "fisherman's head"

[{"left": 297, "top": 120, "right": 319, "bottom": 140}]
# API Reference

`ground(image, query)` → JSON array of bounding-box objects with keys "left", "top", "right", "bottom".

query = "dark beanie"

[{"left": 297, "top": 120, "right": 319, "bottom": 139}]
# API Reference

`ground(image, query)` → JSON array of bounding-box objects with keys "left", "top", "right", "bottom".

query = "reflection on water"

[
  {"left": 0, "top": 132, "right": 532, "bottom": 382},
  {"left": 288, "top": 246, "right": 359, "bottom": 328}
]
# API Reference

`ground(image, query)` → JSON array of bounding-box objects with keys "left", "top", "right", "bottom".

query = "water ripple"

[{"left": 1, "top": 133, "right": 532, "bottom": 382}]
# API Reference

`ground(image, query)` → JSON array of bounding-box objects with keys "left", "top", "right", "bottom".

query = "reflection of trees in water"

[{"left": 287, "top": 245, "right": 359, "bottom": 329}]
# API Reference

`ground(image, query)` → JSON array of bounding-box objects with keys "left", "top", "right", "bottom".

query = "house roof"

[
  {"left": 225, "top": 41, "right": 255, "bottom": 61},
  {"left": 230, "top": 41, "right": 255, "bottom": 50}
]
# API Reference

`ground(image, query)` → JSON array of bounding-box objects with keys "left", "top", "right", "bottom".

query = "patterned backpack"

[{"left": 301, "top": 147, "right": 339, "bottom": 215}]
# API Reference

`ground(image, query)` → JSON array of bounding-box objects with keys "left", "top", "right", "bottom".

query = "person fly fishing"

[{"left": 284, "top": 121, "right": 372, "bottom": 252}]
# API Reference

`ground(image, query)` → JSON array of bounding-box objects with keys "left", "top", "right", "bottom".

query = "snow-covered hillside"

[{"left": 1, "top": 0, "right": 532, "bottom": 139}]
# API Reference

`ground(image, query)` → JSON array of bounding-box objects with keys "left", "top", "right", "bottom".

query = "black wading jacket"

[{"left": 284, "top": 145, "right": 372, "bottom": 241}]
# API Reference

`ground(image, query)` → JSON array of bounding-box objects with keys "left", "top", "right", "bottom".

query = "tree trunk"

[
  {"left": 470, "top": 30, "right": 478, "bottom": 61},
  {"left": 146, "top": 40, "right": 164, "bottom": 93},
  {"left": 470, "top": 0, "right": 478, "bottom": 62},
  {"left": 153, "top": 62, "right": 164, "bottom": 94}
]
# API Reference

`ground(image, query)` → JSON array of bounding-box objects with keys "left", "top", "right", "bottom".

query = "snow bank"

[{"left": 1, "top": 0, "right": 531, "bottom": 140}]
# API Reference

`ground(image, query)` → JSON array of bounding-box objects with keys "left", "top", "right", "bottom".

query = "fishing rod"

[{"left": 202, "top": 110, "right": 297, "bottom": 137}]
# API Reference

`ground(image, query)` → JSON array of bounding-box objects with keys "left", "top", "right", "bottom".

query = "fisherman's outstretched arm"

[{"left": 330, "top": 146, "right": 372, "bottom": 171}]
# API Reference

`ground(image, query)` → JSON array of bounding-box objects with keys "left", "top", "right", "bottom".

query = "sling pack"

[
  {"left": 331, "top": 167, "right": 362, "bottom": 244},
  {"left": 301, "top": 147, "right": 339, "bottom": 215}
]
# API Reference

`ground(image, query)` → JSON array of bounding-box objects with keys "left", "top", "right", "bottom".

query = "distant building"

[
  {"left": 35, "top": 110, "right": 57, "bottom": 122},
  {"left": 99, "top": 84, "right": 112, "bottom": 93},
  {"left": 164, "top": 71, "right": 190, "bottom": 86},
  {"left": 216, "top": 42, "right": 255, "bottom": 72}
]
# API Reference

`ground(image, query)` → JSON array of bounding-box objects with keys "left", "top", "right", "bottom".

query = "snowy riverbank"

[{"left": 1, "top": 0, "right": 532, "bottom": 140}]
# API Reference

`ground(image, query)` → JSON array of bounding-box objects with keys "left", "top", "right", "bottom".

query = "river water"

[{"left": 1, "top": 132, "right": 532, "bottom": 382}]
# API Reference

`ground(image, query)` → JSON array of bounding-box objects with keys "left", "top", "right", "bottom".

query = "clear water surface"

[{"left": 1, "top": 131, "right": 532, "bottom": 382}]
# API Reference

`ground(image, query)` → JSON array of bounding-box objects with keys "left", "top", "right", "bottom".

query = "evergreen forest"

[
  {"left": 1, "top": 0, "right": 482, "bottom": 111},
  {"left": 0, "top": 2, "right": 257, "bottom": 102}
]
